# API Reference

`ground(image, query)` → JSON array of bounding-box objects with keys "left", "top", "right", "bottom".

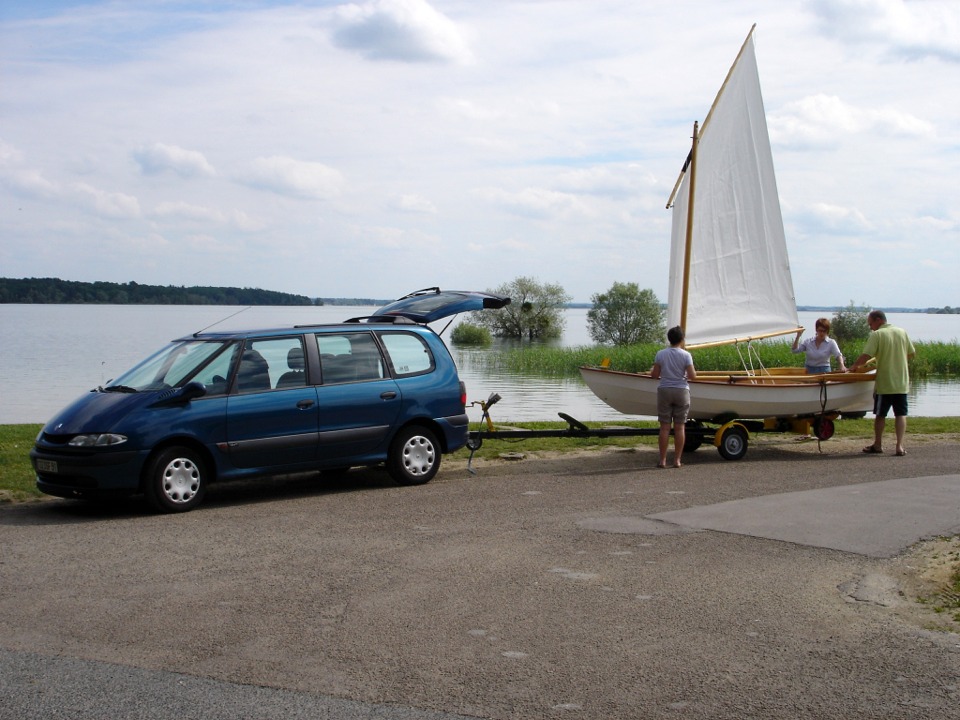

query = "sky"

[{"left": 1, "top": 0, "right": 958, "bottom": 307}]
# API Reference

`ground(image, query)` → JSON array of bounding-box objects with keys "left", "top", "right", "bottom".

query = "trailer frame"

[{"left": 464, "top": 393, "right": 850, "bottom": 474}]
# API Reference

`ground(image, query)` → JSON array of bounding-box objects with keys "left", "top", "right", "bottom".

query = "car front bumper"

[{"left": 31, "top": 446, "right": 147, "bottom": 500}]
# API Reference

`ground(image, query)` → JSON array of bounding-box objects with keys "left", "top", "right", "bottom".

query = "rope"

[{"left": 816, "top": 380, "right": 829, "bottom": 453}]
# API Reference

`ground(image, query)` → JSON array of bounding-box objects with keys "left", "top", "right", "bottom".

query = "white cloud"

[
  {"left": 475, "top": 187, "right": 593, "bottom": 220},
  {"left": 331, "top": 0, "right": 473, "bottom": 64},
  {"left": 0, "top": 141, "right": 59, "bottom": 197},
  {"left": 133, "top": 143, "right": 216, "bottom": 178},
  {"left": 769, "top": 94, "right": 934, "bottom": 148},
  {"left": 73, "top": 183, "right": 141, "bottom": 219},
  {"left": 808, "top": 0, "right": 960, "bottom": 62},
  {"left": 554, "top": 165, "right": 658, "bottom": 198},
  {"left": 240, "top": 156, "right": 344, "bottom": 200},
  {"left": 392, "top": 193, "right": 437, "bottom": 213},
  {"left": 151, "top": 201, "right": 265, "bottom": 232},
  {"left": 806, "top": 202, "right": 872, "bottom": 234}
]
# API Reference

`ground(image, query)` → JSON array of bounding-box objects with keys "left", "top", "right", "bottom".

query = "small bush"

[
  {"left": 832, "top": 301, "right": 871, "bottom": 342},
  {"left": 451, "top": 322, "right": 492, "bottom": 346}
]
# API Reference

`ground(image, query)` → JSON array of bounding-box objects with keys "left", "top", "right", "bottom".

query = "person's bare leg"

[
  {"left": 895, "top": 415, "right": 907, "bottom": 455},
  {"left": 673, "top": 422, "right": 685, "bottom": 467},
  {"left": 872, "top": 414, "right": 886, "bottom": 451},
  {"left": 658, "top": 423, "right": 670, "bottom": 467}
]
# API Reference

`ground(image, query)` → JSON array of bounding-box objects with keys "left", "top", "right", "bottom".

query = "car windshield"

[{"left": 108, "top": 340, "right": 234, "bottom": 392}]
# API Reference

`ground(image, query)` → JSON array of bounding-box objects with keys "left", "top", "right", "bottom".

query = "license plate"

[{"left": 36, "top": 459, "right": 58, "bottom": 473}]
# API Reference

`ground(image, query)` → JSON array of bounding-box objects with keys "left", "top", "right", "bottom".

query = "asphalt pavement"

[{"left": 2, "top": 435, "right": 959, "bottom": 719}]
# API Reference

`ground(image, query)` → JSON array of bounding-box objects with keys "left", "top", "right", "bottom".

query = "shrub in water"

[
  {"left": 831, "top": 301, "right": 871, "bottom": 342},
  {"left": 451, "top": 322, "right": 492, "bottom": 346}
]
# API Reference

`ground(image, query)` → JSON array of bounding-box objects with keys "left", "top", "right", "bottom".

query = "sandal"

[
  {"left": 862, "top": 445, "right": 883, "bottom": 454},
  {"left": 895, "top": 449, "right": 907, "bottom": 456}
]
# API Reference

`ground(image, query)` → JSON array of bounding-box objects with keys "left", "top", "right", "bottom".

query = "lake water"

[{"left": 1, "top": 305, "right": 958, "bottom": 424}]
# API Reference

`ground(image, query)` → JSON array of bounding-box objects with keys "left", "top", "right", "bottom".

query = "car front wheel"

[
  {"left": 388, "top": 426, "right": 439, "bottom": 486},
  {"left": 144, "top": 446, "right": 207, "bottom": 513}
]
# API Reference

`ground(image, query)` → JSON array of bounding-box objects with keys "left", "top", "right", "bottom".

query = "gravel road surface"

[{"left": 2, "top": 435, "right": 959, "bottom": 719}]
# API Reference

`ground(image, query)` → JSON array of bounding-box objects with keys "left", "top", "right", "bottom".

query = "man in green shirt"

[{"left": 849, "top": 310, "right": 916, "bottom": 456}]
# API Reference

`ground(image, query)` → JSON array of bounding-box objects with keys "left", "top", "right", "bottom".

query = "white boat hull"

[{"left": 580, "top": 366, "right": 876, "bottom": 421}]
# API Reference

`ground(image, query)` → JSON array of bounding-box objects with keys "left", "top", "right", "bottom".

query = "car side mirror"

[
  {"left": 180, "top": 381, "right": 207, "bottom": 401},
  {"left": 151, "top": 380, "right": 207, "bottom": 408}
]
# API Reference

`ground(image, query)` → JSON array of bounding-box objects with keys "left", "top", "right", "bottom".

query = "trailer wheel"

[
  {"left": 718, "top": 425, "right": 748, "bottom": 461},
  {"left": 683, "top": 420, "right": 704, "bottom": 453},
  {"left": 812, "top": 416, "right": 835, "bottom": 440}
]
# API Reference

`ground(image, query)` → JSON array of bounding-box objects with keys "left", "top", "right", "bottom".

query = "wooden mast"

[{"left": 679, "top": 121, "right": 698, "bottom": 334}]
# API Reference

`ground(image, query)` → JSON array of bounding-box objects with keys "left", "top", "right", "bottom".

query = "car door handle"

[
  {"left": 380, "top": 391, "right": 397, "bottom": 400},
  {"left": 296, "top": 399, "right": 316, "bottom": 409}
]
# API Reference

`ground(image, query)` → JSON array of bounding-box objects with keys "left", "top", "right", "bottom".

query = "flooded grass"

[{"left": 483, "top": 340, "right": 960, "bottom": 379}]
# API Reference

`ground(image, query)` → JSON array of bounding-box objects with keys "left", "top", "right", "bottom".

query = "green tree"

[
  {"left": 831, "top": 301, "right": 871, "bottom": 341},
  {"left": 587, "top": 282, "right": 665, "bottom": 346},
  {"left": 469, "top": 276, "right": 570, "bottom": 340}
]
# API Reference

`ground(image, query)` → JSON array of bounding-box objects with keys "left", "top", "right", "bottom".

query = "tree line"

[
  {"left": 0, "top": 278, "right": 317, "bottom": 306},
  {"left": 455, "top": 277, "right": 880, "bottom": 345},
  {"left": 457, "top": 276, "right": 668, "bottom": 345}
]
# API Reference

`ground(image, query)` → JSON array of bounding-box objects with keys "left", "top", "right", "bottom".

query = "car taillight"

[{"left": 459, "top": 381, "right": 467, "bottom": 408}]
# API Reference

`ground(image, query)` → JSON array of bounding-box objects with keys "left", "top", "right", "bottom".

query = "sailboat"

[{"left": 581, "top": 25, "right": 875, "bottom": 429}]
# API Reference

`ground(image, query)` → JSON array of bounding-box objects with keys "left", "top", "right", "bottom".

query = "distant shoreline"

[{"left": 1, "top": 278, "right": 955, "bottom": 313}]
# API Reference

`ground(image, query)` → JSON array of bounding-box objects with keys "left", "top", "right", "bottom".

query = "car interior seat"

[
  {"left": 276, "top": 347, "right": 306, "bottom": 388},
  {"left": 235, "top": 348, "right": 272, "bottom": 392}
]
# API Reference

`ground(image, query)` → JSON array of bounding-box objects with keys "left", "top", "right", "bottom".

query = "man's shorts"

[
  {"left": 874, "top": 393, "right": 908, "bottom": 418},
  {"left": 657, "top": 386, "right": 690, "bottom": 424}
]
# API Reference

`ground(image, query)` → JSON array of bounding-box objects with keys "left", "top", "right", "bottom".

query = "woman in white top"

[
  {"left": 650, "top": 326, "right": 697, "bottom": 469},
  {"left": 792, "top": 318, "right": 846, "bottom": 374}
]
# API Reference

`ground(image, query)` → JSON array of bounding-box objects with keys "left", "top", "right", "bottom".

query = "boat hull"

[{"left": 580, "top": 366, "right": 876, "bottom": 421}]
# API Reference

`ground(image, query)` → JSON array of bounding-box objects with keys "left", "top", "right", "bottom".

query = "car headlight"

[{"left": 68, "top": 433, "right": 129, "bottom": 447}]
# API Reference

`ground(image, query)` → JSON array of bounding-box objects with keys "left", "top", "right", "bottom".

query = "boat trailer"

[{"left": 465, "top": 392, "right": 848, "bottom": 473}]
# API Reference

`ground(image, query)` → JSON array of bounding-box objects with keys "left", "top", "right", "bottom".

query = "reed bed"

[{"left": 477, "top": 340, "right": 960, "bottom": 380}]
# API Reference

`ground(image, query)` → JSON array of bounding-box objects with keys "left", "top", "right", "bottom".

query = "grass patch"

[{"left": 0, "top": 424, "right": 44, "bottom": 502}]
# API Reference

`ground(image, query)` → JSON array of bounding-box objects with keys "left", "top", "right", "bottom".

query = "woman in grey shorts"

[{"left": 650, "top": 326, "right": 697, "bottom": 468}]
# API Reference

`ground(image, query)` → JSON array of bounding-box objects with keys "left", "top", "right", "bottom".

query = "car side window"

[
  {"left": 190, "top": 343, "right": 240, "bottom": 396},
  {"left": 316, "top": 333, "right": 384, "bottom": 384},
  {"left": 235, "top": 337, "right": 306, "bottom": 393},
  {"left": 379, "top": 332, "right": 434, "bottom": 377}
]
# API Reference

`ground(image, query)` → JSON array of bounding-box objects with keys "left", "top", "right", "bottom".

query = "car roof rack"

[{"left": 342, "top": 315, "right": 418, "bottom": 325}]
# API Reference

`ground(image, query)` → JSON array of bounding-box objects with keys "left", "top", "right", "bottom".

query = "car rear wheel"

[
  {"left": 388, "top": 426, "right": 439, "bottom": 485},
  {"left": 144, "top": 446, "right": 207, "bottom": 513}
]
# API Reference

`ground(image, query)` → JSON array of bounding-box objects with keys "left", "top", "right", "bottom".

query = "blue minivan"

[{"left": 31, "top": 289, "right": 509, "bottom": 512}]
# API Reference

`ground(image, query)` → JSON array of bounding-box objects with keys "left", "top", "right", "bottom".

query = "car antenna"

[{"left": 193, "top": 306, "right": 251, "bottom": 337}]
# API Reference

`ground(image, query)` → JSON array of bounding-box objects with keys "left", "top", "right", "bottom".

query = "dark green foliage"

[
  {"left": 451, "top": 322, "right": 492, "bottom": 346},
  {"left": 468, "top": 276, "right": 571, "bottom": 341},
  {"left": 831, "top": 301, "right": 871, "bottom": 341},
  {"left": 587, "top": 282, "right": 666, "bottom": 346},
  {"left": 0, "top": 277, "right": 316, "bottom": 306}
]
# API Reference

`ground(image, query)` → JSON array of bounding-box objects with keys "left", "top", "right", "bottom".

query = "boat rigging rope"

[
  {"left": 736, "top": 341, "right": 770, "bottom": 379},
  {"left": 816, "top": 380, "right": 829, "bottom": 453}
]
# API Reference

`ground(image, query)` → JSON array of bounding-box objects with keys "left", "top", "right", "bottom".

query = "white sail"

[{"left": 667, "top": 29, "right": 798, "bottom": 347}]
